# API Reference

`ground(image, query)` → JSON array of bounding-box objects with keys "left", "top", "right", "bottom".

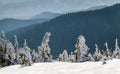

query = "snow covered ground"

[{"left": 0, "top": 59, "right": 120, "bottom": 74}]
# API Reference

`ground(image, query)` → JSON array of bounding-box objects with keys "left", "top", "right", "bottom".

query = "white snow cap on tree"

[
  {"left": 39, "top": 32, "right": 51, "bottom": 53},
  {"left": 0, "top": 31, "right": 7, "bottom": 51},
  {"left": 23, "top": 39, "right": 27, "bottom": 48},
  {"left": 115, "top": 38, "right": 120, "bottom": 51},
  {"left": 23, "top": 39, "right": 31, "bottom": 51},
  {"left": 14, "top": 35, "right": 19, "bottom": 50},
  {"left": 0, "top": 31, "right": 8, "bottom": 48},
  {"left": 104, "top": 42, "right": 109, "bottom": 52},
  {"left": 1, "top": 31, "right": 6, "bottom": 40},
  {"left": 95, "top": 44, "right": 99, "bottom": 52},
  {"left": 75, "top": 35, "right": 86, "bottom": 48},
  {"left": 41, "top": 32, "right": 51, "bottom": 48}
]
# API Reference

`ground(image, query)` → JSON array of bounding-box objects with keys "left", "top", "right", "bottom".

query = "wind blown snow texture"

[{"left": 0, "top": 59, "right": 120, "bottom": 74}]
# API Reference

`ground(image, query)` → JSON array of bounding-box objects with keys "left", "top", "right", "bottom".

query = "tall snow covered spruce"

[
  {"left": 93, "top": 44, "right": 102, "bottom": 61},
  {"left": 38, "top": 32, "right": 53, "bottom": 62},
  {"left": 19, "top": 39, "right": 32, "bottom": 66},
  {"left": 31, "top": 49, "right": 39, "bottom": 63},
  {"left": 0, "top": 31, "right": 16, "bottom": 66},
  {"left": 74, "top": 35, "right": 89, "bottom": 62},
  {"left": 104, "top": 42, "right": 112, "bottom": 60},
  {"left": 113, "top": 38, "right": 120, "bottom": 59},
  {"left": 13, "top": 35, "right": 20, "bottom": 64}
]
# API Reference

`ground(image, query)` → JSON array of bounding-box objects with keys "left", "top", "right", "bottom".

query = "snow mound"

[{"left": 0, "top": 59, "right": 120, "bottom": 74}]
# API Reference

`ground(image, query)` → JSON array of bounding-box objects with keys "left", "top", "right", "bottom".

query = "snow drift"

[{"left": 0, "top": 59, "right": 120, "bottom": 74}]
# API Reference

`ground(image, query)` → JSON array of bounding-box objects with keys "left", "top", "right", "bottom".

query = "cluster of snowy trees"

[
  {"left": 0, "top": 31, "right": 120, "bottom": 67},
  {"left": 58, "top": 35, "right": 120, "bottom": 64},
  {"left": 0, "top": 31, "right": 52, "bottom": 67}
]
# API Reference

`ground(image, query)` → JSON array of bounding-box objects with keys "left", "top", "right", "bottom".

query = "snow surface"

[{"left": 0, "top": 59, "right": 120, "bottom": 74}]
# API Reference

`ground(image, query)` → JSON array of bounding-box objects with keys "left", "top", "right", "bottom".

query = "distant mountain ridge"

[
  {"left": 84, "top": 5, "right": 108, "bottom": 11},
  {"left": 31, "top": 12, "right": 62, "bottom": 19},
  {"left": 0, "top": 12, "right": 62, "bottom": 35},
  {"left": 6, "top": 3, "right": 120, "bottom": 58},
  {"left": 0, "top": 18, "right": 48, "bottom": 35}
]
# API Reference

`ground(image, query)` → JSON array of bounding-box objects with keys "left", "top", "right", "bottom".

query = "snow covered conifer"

[
  {"left": 113, "top": 38, "right": 120, "bottom": 59},
  {"left": 62, "top": 49, "right": 69, "bottom": 62},
  {"left": 0, "top": 31, "right": 7, "bottom": 51},
  {"left": 13, "top": 35, "right": 20, "bottom": 63},
  {"left": 115, "top": 38, "right": 120, "bottom": 51},
  {"left": 38, "top": 32, "right": 52, "bottom": 62},
  {"left": 14, "top": 35, "right": 19, "bottom": 53},
  {"left": 31, "top": 49, "right": 39, "bottom": 63},
  {"left": 0, "top": 31, "right": 16, "bottom": 66},
  {"left": 88, "top": 53, "right": 95, "bottom": 62},
  {"left": 93, "top": 44, "right": 102, "bottom": 61},
  {"left": 69, "top": 52, "right": 75, "bottom": 62},
  {"left": 1, "top": 31, "right": 6, "bottom": 40},
  {"left": 104, "top": 42, "right": 111, "bottom": 60},
  {"left": 0, "top": 31, "right": 8, "bottom": 66},
  {"left": 6, "top": 40, "right": 16, "bottom": 63},
  {"left": 74, "top": 35, "right": 89, "bottom": 62},
  {"left": 19, "top": 39, "right": 32, "bottom": 66},
  {"left": 58, "top": 54, "right": 63, "bottom": 61}
]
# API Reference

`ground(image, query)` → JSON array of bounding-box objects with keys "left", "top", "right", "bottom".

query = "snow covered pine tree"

[
  {"left": 0, "top": 31, "right": 16, "bottom": 66},
  {"left": 19, "top": 39, "right": 32, "bottom": 66},
  {"left": 31, "top": 49, "right": 39, "bottom": 63},
  {"left": 38, "top": 32, "right": 52, "bottom": 62},
  {"left": 74, "top": 35, "right": 89, "bottom": 62},
  {"left": 62, "top": 50, "right": 69, "bottom": 62},
  {"left": 58, "top": 49, "right": 69, "bottom": 62},
  {"left": 13, "top": 35, "right": 20, "bottom": 64},
  {"left": 104, "top": 42, "right": 112, "bottom": 60},
  {"left": 93, "top": 44, "right": 102, "bottom": 61},
  {"left": 113, "top": 38, "right": 120, "bottom": 59},
  {"left": 68, "top": 52, "right": 75, "bottom": 62},
  {"left": 0, "top": 31, "right": 8, "bottom": 66}
]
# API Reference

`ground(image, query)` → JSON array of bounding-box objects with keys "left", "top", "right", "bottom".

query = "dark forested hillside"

[{"left": 6, "top": 3, "right": 120, "bottom": 58}]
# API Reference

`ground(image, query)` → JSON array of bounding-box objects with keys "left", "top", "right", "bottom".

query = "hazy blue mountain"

[
  {"left": 68, "top": 5, "right": 108, "bottom": 14},
  {"left": 0, "top": 12, "right": 62, "bottom": 34},
  {"left": 31, "top": 12, "right": 62, "bottom": 19},
  {"left": 6, "top": 3, "right": 120, "bottom": 58},
  {"left": 0, "top": 18, "right": 48, "bottom": 35}
]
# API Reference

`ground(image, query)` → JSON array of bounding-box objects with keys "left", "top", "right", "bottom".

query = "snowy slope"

[{"left": 0, "top": 59, "right": 120, "bottom": 74}]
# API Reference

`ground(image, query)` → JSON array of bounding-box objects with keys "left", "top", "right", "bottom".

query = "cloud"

[
  {"left": 0, "top": 0, "right": 32, "bottom": 7},
  {"left": 0, "top": 0, "right": 120, "bottom": 19}
]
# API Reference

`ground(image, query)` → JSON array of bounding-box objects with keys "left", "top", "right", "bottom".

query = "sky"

[{"left": 0, "top": 0, "right": 120, "bottom": 19}]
